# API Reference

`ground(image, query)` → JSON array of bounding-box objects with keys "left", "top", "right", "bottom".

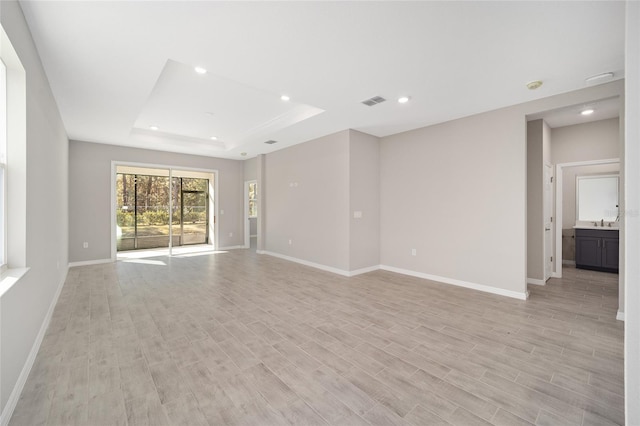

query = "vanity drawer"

[{"left": 574, "top": 229, "right": 618, "bottom": 239}]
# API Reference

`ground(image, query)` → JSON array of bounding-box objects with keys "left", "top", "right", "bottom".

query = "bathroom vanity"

[
  {"left": 573, "top": 173, "right": 619, "bottom": 273},
  {"left": 574, "top": 227, "right": 619, "bottom": 273}
]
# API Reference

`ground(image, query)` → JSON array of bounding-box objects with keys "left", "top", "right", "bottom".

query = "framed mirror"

[{"left": 576, "top": 174, "right": 619, "bottom": 223}]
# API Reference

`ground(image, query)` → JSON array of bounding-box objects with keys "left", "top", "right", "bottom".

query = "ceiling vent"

[
  {"left": 361, "top": 96, "right": 386, "bottom": 106},
  {"left": 264, "top": 140, "right": 278, "bottom": 144}
]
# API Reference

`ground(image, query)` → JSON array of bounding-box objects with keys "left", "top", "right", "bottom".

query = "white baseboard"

[
  {"left": 527, "top": 278, "right": 546, "bottom": 286},
  {"left": 617, "top": 310, "right": 625, "bottom": 321},
  {"left": 380, "top": 265, "right": 529, "bottom": 300},
  {"left": 259, "top": 251, "right": 378, "bottom": 277},
  {"left": 0, "top": 266, "right": 69, "bottom": 426},
  {"left": 256, "top": 253, "right": 528, "bottom": 299},
  {"left": 348, "top": 265, "right": 381, "bottom": 276},
  {"left": 68, "top": 258, "right": 112, "bottom": 267},
  {"left": 217, "top": 245, "right": 246, "bottom": 250},
  {"left": 562, "top": 260, "right": 576, "bottom": 266},
  {"left": 250, "top": 234, "right": 257, "bottom": 238}
]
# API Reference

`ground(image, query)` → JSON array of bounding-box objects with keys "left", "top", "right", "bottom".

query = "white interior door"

[{"left": 544, "top": 164, "right": 554, "bottom": 280}]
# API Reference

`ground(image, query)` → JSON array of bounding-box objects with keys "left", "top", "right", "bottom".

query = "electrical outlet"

[
  {"left": 229, "top": 232, "right": 233, "bottom": 237},
  {"left": 288, "top": 239, "right": 292, "bottom": 245},
  {"left": 83, "top": 242, "right": 89, "bottom": 249},
  {"left": 411, "top": 248, "right": 417, "bottom": 256}
]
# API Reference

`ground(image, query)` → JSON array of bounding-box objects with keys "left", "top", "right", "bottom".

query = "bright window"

[
  {"left": 248, "top": 181, "right": 257, "bottom": 218},
  {"left": 0, "top": 58, "right": 7, "bottom": 271}
]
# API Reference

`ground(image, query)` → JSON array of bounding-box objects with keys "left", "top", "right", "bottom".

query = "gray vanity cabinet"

[{"left": 575, "top": 228, "right": 619, "bottom": 273}]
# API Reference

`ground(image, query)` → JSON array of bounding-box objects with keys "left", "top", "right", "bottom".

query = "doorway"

[
  {"left": 112, "top": 163, "right": 217, "bottom": 258},
  {"left": 526, "top": 94, "right": 622, "bottom": 320}
]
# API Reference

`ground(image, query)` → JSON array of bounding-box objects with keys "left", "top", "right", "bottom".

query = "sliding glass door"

[
  {"left": 116, "top": 172, "right": 209, "bottom": 251},
  {"left": 172, "top": 177, "right": 209, "bottom": 246}
]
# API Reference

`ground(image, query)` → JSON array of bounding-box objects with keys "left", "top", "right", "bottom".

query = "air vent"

[
  {"left": 361, "top": 96, "right": 386, "bottom": 106},
  {"left": 264, "top": 140, "right": 278, "bottom": 145}
]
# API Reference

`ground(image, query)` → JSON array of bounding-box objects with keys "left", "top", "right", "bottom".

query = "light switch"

[{"left": 353, "top": 211, "right": 363, "bottom": 219}]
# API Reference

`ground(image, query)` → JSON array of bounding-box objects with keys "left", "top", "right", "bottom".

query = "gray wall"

[
  {"left": 551, "top": 119, "right": 621, "bottom": 226},
  {"left": 265, "top": 131, "right": 350, "bottom": 271},
  {"left": 379, "top": 81, "right": 623, "bottom": 298},
  {"left": 551, "top": 118, "right": 620, "bottom": 164},
  {"left": 0, "top": 0, "right": 69, "bottom": 414},
  {"left": 527, "top": 119, "right": 550, "bottom": 282},
  {"left": 262, "top": 130, "right": 380, "bottom": 273},
  {"left": 381, "top": 107, "right": 527, "bottom": 294},
  {"left": 349, "top": 130, "right": 380, "bottom": 270},
  {"left": 243, "top": 156, "right": 257, "bottom": 182},
  {"left": 68, "top": 140, "right": 244, "bottom": 262}
]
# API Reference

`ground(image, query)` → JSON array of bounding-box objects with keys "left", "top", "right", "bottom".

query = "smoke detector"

[
  {"left": 526, "top": 80, "right": 543, "bottom": 90},
  {"left": 585, "top": 72, "right": 614, "bottom": 85}
]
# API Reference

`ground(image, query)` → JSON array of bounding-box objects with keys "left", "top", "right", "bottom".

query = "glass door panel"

[
  {"left": 116, "top": 173, "right": 135, "bottom": 251},
  {"left": 116, "top": 172, "right": 209, "bottom": 251},
  {"left": 171, "top": 177, "right": 182, "bottom": 247},
  {"left": 181, "top": 178, "right": 208, "bottom": 245},
  {"left": 134, "top": 175, "right": 170, "bottom": 249}
]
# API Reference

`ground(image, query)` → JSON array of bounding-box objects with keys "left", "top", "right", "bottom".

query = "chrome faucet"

[{"left": 601, "top": 219, "right": 604, "bottom": 227}]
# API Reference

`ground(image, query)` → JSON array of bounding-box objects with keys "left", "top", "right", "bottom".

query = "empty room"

[{"left": 1, "top": 1, "right": 639, "bottom": 425}]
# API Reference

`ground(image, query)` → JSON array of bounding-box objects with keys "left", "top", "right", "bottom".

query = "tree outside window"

[{"left": 248, "top": 182, "right": 257, "bottom": 218}]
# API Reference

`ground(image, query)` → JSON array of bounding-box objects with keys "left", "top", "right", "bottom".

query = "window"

[
  {"left": 0, "top": 58, "right": 6, "bottom": 271},
  {"left": 0, "top": 24, "right": 26, "bottom": 274},
  {"left": 248, "top": 181, "right": 257, "bottom": 218}
]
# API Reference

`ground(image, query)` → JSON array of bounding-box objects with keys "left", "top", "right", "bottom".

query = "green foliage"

[
  {"left": 183, "top": 210, "right": 206, "bottom": 223},
  {"left": 116, "top": 174, "right": 209, "bottom": 227},
  {"left": 140, "top": 209, "right": 169, "bottom": 225},
  {"left": 117, "top": 210, "right": 134, "bottom": 227}
]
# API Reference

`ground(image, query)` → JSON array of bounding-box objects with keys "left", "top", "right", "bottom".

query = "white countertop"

[{"left": 573, "top": 225, "right": 619, "bottom": 230}]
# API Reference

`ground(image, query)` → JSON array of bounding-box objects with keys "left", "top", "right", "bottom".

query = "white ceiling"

[
  {"left": 528, "top": 96, "right": 620, "bottom": 128},
  {"left": 19, "top": 1, "right": 625, "bottom": 159}
]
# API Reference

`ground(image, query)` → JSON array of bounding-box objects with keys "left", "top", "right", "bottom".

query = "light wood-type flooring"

[{"left": 10, "top": 249, "right": 624, "bottom": 425}]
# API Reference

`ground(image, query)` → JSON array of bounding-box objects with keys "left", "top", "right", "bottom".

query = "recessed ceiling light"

[
  {"left": 281, "top": 95, "right": 290, "bottom": 101},
  {"left": 194, "top": 66, "right": 207, "bottom": 74},
  {"left": 526, "top": 80, "right": 543, "bottom": 90},
  {"left": 398, "top": 96, "right": 410, "bottom": 104},
  {"left": 581, "top": 109, "right": 595, "bottom": 116},
  {"left": 210, "top": 136, "right": 218, "bottom": 140},
  {"left": 149, "top": 125, "right": 159, "bottom": 131},
  {"left": 204, "top": 112, "right": 215, "bottom": 116}
]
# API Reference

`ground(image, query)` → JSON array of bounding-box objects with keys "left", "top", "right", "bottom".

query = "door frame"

[
  {"left": 554, "top": 157, "right": 620, "bottom": 278},
  {"left": 111, "top": 161, "right": 218, "bottom": 261},
  {"left": 544, "top": 162, "right": 554, "bottom": 281}
]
